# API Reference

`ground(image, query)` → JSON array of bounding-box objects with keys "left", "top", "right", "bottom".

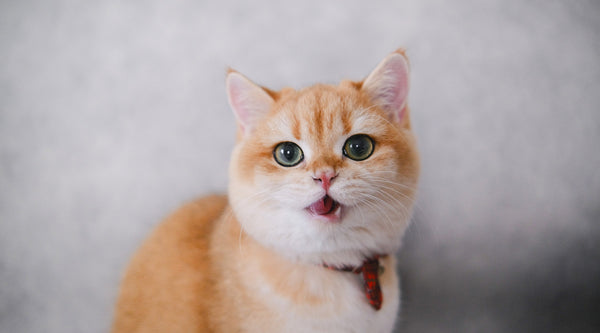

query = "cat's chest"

[
  {"left": 239, "top": 258, "right": 400, "bottom": 333},
  {"left": 278, "top": 280, "right": 400, "bottom": 333}
]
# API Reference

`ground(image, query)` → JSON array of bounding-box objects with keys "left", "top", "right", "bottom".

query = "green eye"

[
  {"left": 343, "top": 134, "right": 375, "bottom": 161},
  {"left": 273, "top": 142, "right": 304, "bottom": 167}
]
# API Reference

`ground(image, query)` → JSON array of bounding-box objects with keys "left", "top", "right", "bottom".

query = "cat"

[{"left": 111, "top": 49, "right": 419, "bottom": 333}]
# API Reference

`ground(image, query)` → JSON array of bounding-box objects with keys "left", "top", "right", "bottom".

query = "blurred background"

[{"left": 1, "top": 0, "right": 599, "bottom": 332}]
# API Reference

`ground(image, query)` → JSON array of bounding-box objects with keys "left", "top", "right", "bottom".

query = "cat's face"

[{"left": 227, "top": 50, "right": 419, "bottom": 267}]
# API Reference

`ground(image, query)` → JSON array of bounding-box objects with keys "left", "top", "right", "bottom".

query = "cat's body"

[
  {"left": 112, "top": 49, "right": 419, "bottom": 333},
  {"left": 111, "top": 196, "right": 400, "bottom": 332}
]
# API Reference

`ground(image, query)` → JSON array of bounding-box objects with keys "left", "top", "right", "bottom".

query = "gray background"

[{"left": 1, "top": 0, "right": 599, "bottom": 332}]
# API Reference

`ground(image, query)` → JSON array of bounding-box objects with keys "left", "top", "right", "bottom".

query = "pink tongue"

[{"left": 309, "top": 196, "right": 334, "bottom": 215}]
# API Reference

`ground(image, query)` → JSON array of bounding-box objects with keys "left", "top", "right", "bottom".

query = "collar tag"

[{"left": 324, "top": 256, "right": 384, "bottom": 311}]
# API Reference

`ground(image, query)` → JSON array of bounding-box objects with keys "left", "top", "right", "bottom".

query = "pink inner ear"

[
  {"left": 384, "top": 59, "right": 409, "bottom": 118},
  {"left": 226, "top": 72, "right": 274, "bottom": 134},
  {"left": 363, "top": 53, "right": 410, "bottom": 123},
  {"left": 227, "top": 77, "right": 249, "bottom": 131}
]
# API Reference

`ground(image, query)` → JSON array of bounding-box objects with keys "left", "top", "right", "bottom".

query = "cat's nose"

[{"left": 312, "top": 171, "right": 338, "bottom": 191}]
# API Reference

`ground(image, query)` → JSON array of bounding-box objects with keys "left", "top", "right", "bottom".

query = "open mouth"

[{"left": 307, "top": 195, "right": 342, "bottom": 221}]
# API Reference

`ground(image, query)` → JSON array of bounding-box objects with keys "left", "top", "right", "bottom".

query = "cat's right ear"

[{"left": 226, "top": 70, "right": 274, "bottom": 136}]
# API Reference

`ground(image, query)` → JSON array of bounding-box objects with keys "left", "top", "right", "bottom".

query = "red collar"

[{"left": 324, "top": 256, "right": 385, "bottom": 310}]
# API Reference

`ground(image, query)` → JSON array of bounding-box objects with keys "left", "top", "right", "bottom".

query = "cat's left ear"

[
  {"left": 362, "top": 49, "right": 410, "bottom": 126},
  {"left": 226, "top": 70, "right": 275, "bottom": 136}
]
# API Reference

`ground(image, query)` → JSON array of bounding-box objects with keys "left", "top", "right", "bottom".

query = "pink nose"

[{"left": 312, "top": 171, "right": 338, "bottom": 191}]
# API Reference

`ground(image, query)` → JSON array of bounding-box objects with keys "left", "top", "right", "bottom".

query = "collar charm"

[
  {"left": 324, "top": 256, "right": 384, "bottom": 310},
  {"left": 361, "top": 258, "right": 383, "bottom": 310}
]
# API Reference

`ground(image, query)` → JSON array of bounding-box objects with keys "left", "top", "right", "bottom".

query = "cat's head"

[{"left": 226, "top": 50, "right": 419, "bottom": 268}]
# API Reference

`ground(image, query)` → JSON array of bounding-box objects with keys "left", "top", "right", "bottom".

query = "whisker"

[
  {"left": 222, "top": 185, "right": 288, "bottom": 255},
  {"left": 359, "top": 192, "right": 401, "bottom": 231}
]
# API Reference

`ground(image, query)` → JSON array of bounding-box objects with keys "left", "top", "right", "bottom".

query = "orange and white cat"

[{"left": 111, "top": 49, "right": 419, "bottom": 333}]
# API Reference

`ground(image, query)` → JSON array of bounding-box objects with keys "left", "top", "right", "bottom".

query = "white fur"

[{"left": 238, "top": 255, "right": 401, "bottom": 333}]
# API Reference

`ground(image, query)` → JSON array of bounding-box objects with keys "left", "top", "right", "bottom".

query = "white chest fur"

[{"left": 238, "top": 256, "right": 400, "bottom": 333}]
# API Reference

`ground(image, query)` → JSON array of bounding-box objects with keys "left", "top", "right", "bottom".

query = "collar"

[{"left": 324, "top": 255, "right": 385, "bottom": 310}]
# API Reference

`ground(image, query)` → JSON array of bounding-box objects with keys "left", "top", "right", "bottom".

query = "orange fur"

[{"left": 112, "top": 49, "right": 419, "bottom": 332}]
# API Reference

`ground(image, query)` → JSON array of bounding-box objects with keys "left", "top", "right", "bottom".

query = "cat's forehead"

[{"left": 266, "top": 84, "right": 388, "bottom": 142}]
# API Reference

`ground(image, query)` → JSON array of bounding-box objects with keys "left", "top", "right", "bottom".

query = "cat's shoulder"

[
  {"left": 124, "top": 194, "right": 228, "bottom": 266},
  {"left": 161, "top": 194, "right": 227, "bottom": 230},
  {"left": 125, "top": 194, "right": 228, "bottom": 272},
  {"left": 172, "top": 194, "right": 228, "bottom": 223},
  {"left": 175, "top": 194, "right": 228, "bottom": 219},
  {"left": 111, "top": 195, "right": 228, "bottom": 332}
]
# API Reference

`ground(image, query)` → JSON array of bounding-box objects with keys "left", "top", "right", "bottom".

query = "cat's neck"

[
  {"left": 213, "top": 207, "right": 390, "bottom": 310},
  {"left": 219, "top": 206, "right": 388, "bottom": 270},
  {"left": 215, "top": 208, "right": 313, "bottom": 272}
]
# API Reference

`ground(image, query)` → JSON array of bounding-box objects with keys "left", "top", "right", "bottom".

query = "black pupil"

[
  {"left": 281, "top": 143, "right": 297, "bottom": 162},
  {"left": 349, "top": 138, "right": 368, "bottom": 156}
]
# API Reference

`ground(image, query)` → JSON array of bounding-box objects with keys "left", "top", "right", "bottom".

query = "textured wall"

[{"left": 1, "top": 1, "right": 599, "bottom": 332}]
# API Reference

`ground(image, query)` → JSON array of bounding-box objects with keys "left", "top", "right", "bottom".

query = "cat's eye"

[
  {"left": 273, "top": 142, "right": 304, "bottom": 167},
  {"left": 343, "top": 134, "right": 375, "bottom": 161}
]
